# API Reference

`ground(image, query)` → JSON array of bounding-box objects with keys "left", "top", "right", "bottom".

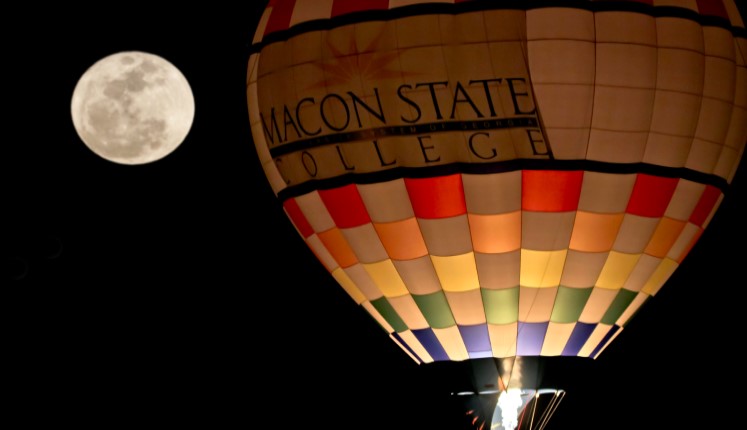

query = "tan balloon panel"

[{"left": 247, "top": 0, "right": 747, "bottom": 363}]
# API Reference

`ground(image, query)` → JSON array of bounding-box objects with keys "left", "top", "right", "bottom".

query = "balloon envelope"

[{"left": 247, "top": 0, "right": 746, "bottom": 364}]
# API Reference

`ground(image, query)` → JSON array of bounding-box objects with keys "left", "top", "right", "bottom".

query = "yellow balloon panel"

[{"left": 249, "top": 0, "right": 746, "bottom": 361}]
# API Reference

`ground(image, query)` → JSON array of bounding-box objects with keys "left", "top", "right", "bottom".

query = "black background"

[{"left": 5, "top": 2, "right": 746, "bottom": 428}]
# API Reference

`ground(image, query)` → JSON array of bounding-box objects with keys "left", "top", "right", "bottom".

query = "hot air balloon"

[{"left": 246, "top": 0, "right": 746, "bottom": 428}]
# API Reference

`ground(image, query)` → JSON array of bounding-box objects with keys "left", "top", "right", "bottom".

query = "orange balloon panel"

[{"left": 247, "top": 0, "right": 746, "bottom": 362}]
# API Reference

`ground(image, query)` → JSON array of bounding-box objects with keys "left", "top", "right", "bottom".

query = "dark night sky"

[{"left": 4, "top": 2, "right": 746, "bottom": 428}]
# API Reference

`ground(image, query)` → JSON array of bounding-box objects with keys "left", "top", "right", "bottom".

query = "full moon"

[{"left": 71, "top": 51, "right": 195, "bottom": 165}]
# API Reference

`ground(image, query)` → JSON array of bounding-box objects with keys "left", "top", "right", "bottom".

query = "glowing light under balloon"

[{"left": 497, "top": 389, "right": 523, "bottom": 430}]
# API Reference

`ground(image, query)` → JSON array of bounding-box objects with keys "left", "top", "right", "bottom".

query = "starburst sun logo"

[{"left": 305, "top": 30, "right": 418, "bottom": 90}]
